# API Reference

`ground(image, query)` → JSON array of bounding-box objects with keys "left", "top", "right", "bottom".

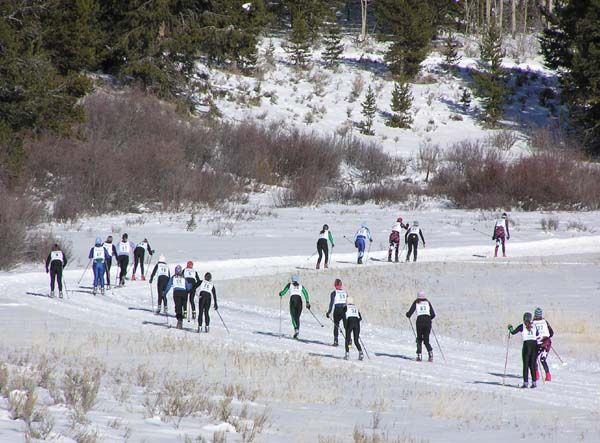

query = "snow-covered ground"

[{"left": 1, "top": 206, "right": 600, "bottom": 442}]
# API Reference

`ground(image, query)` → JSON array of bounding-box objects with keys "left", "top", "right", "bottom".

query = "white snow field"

[{"left": 1, "top": 206, "right": 600, "bottom": 442}]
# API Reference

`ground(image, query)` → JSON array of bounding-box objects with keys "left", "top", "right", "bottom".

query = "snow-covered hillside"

[{"left": 198, "top": 35, "right": 558, "bottom": 158}]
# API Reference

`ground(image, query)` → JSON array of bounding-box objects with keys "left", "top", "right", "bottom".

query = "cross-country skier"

[
  {"left": 316, "top": 224, "right": 335, "bottom": 269},
  {"left": 354, "top": 223, "right": 372, "bottom": 264},
  {"left": 326, "top": 278, "right": 347, "bottom": 346},
  {"left": 163, "top": 265, "right": 192, "bottom": 329},
  {"left": 183, "top": 261, "right": 201, "bottom": 320},
  {"left": 278, "top": 275, "right": 311, "bottom": 339},
  {"left": 132, "top": 238, "right": 154, "bottom": 281},
  {"left": 406, "top": 291, "right": 436, "bottom": 362},
  {"left": 508, "top": 312, "right": 539, "bottom": 388},
  {"left": 343, "top": 296, "right": 363, "bottom": 361},
  {"left": 149, "top": 255, "right": 170, "bottom": 314},
  {"left": 405, "top": 221, "right": 425, "bottom": 262},
  {"left": 116, "top": 233, "right": 135, "bottom": 286},
  {"left": 195, "top": 272, "right": 218, "bottom": 333},
  {"left": 103, "top": 236, "right": 117, "bottom": 289},
  {"left": 45, "top": 243, "right": 68, "bottom": 298},
  {"left": 533, "top": 307, "right": 554, "bottom": 382},
  {"left": 492, "top": 212, "right": 510, "bottom": 258},
  {"left": 388, "top": 217, "right": 408, "bottom": 262},
  {"left": 88, "top": 237, "right": 110, "bottom": 296}
]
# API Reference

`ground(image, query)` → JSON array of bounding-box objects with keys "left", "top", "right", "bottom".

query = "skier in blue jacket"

[
  {"left": 354, "top": 223, "right": 372, "bottom": 264},
  {"left": 88, "top": 237, "right": 111, "bottom": 296}
]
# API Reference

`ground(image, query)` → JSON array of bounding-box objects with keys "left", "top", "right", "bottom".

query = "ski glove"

[
  {"left": 507, "top": 324, "right": 514, "bottom": 333},
  {"left": 326, "top": 312, "right": 330, "bottom": 318},
  {"left": 306, "top": 302, "right": 311, "bottom": 310},
  {"left": 214, "top": 305, "right": 218, "bottom": 310},
  {"left": 507, "top": 236, "right": 510, "bottom": 240}
]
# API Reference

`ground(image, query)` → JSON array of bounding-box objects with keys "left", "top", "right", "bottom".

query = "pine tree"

[
  {"left": 285, "top": 14, "right": 312, "bottom": 68},
  {"left": 441, "top": 33, "right": 461, "bottom": 71},
  {"left": 460, "top": 88, "right": 472, "bottom": 110},
  {"left": 479, "top": 21, "right": 505, "bottom": 73},
  {"left": 360, "top": 86, "right": 377, "bottom": 135},
  {"left": 387, "top": 82, "right": 413, "bottom": 128},
  {"left": 374, "top": 0, "right": 435, "bottom": 79},
  {"left": 322, "top": 20, "right": 344, "bottom": 67},
  {"left": 541, "top": 1, "right": 600, "bottom": 154}
]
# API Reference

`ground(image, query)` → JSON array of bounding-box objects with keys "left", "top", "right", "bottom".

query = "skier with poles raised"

[
  {"left": 354, "top": 223, "right": 372, "bottom": 265},
  {"left": 406, "top": 290, "right": 436, "bottom": 362},
  {"left": 316, "top": 224, "right": 335, "bottom": 269},
  {"left": 492, "top": 212, "right": 510, "bottom": 258},
  {"left": 508, "top": 312, "right": 539, "bottom": 388},
  {"left": 326, "top": 278, "right": 347, "bottom": 346},
  {"left": 103, "top": 236, "right": 117, "bottom": 289},
  {"left": 45, "top": 243, "right": 68, "bottom": 298},
  {"left": 388, "top": 217, "right": 408, "bottom": 262},
  {"left": 405, "top": 221, "right": 425, "bottom": 262},
  {"left": 132, "top": 238, "right": 154, "bottom": 281},
  {"left": 183, "top": 261, "right": 201, "bottom": 320},
  {"left": 195, "top": 272, "right": 218, "bottom": 333},
  {"left": 116, "top": 233, "right": 135, "bottom": 287},
  {"left": 533, "top": 307, "right": 554, "bottom": 382},
  {"left": 149, "top": 255, "right": 170, "bottom": 314},
  {"left": 88, "top": 237, "right": 110, "bottom": 296},
  {"left": 278, "top": 275, "right": 311, "bottom": 339},
  {"left": 343, "top": 296, "right": 364, "bottom": 361},
  {"left": 163, "top": 265, "right": 192, "bottom": 330}
]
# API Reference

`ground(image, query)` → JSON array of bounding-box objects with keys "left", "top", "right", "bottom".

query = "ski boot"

[
  {"left": 530, "top": 382, "right": 537, "bottom": 388},
  {"left": 503, "top": 253, "right": 507, "bottom": 257},
  {"left": 344, "top": 352, "right": 349, "bottom": 360},
  {"left": 176, "top": 320, "right": 183, "bottom": 330},
  {"left": 520, "top": 383, "right": 528, "bottom": 388},
  {"left": 155, "top": 307, "right": 161, "bottom": 315},
  {"left": 93, "top": 286, "right": 97, "bottom": 296},
  {"left": 293, "top": 329, "right": 299, "bottom": 339},
  {"left": 324, "top": 263, "right": 328, "bottom": 269},
  {"left": 387, "top": 253, "right": 392, "bottom": 262},
  {"left": 101, "top": 287, "right": 105, "bottom": 296},
  {"left": 416, "top": 354, "right": 422, "bottom": 362},
  {"left": 131, "top": 274, "right": 137, "bottom": 281},
  {"left": 545, "top": 373, "right": 551, "bottom": 382},
  {"left": 316, "top": 263, "right": 320, "bottom": 269},
  {"left": 197, "top": 325, "right": 201, "bottom": 333},
  {"left": 183, "top": 309, "right": 188, "bottom": 319},
  {"left": 141, "top": 275, "right": 146, "bottom": 281},
  {"left": 59, "top": 291, "right": 63, "bottom": 299},
  {"left": 192, "top": 311, "right": 196, "bottom": 320},
  {"left": 333, "top": 339, "right": 338, "bottom": 347},
  {"left": 428, "top": 351, "right": 433, "bottom": 362},
  {"left": 357, "top": 257, "right": 363, "bottom": 264},
  {"left": 50, "top": 291, "right": 55, "bottom": 298},
  {"left": 205, "top": 326, "right": 209, "bottom": 333},
  {"left": 163, "top": 305, "right": 167, "bottom": 314},
  {"left": 535, "top": 370, "right": 540, "bottom": 381},
  {"left": 359, "top": 352, "right": 364, "bottom": 361}
]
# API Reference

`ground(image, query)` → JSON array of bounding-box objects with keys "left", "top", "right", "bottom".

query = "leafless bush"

[
  {"left": 343, "top": 138, "right": 406, "bottom": 183},
  {"left": 71, "top": 426, "right": 99, "bottom": 443},
  {"left": 567, "top": 221, "right": 589, "bottom": 232},
  {"left": 0, "top": 191, "right": 45, "bottom": 269},
  {"left": 540, "top": 217, "right": 560, "bottom": 232},
  {"left": 0, "top": 361, "right": 8, "bottom": 395},
  {"left": 62, "top": 366, "right": 104, "bottom": 414},
  {"left": 416, "top": 142, "right": 441, "bottom": 182},
  {"left": 212, "top": 431, "right": 226, "bottom": 443},
  {"left": 527, "top": 125, "right": 569, "bottom": 151},
  {"left": 29, "top": 406, "right": 55, "bottom": 440},
  {"left": 237, "top": 407, "right": 271, "bottom": 443},
  {"left": 337, "top": 182, "right": 414, "bottom": 204},
  {"left": 135, "top": 364, "right": 155, "bottom": 388},
  {"left": 23, "top": 231, "right": 72, "bottom": 265},
  {"left": 486, "top": 130, "right": 520, "bottom": 151},
  {"left": 157, "top": 378, "right": 207, "bottom": 428},
  {"left": 8, "top": 382, "right": 37, "bottom": 425},
  {"left": 348, "top": 74, "right": 365, "bottom": 102}
]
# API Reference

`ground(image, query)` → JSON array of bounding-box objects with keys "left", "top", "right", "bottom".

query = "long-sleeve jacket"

[
  {"left": 318, "top": 229, "right": 335, "bottom": 246},
  {"left": 342, "top": 304, "right": 362, "bottom": 321},
  {"left": 46, "top": 250, "right": 67, "bottom": 272},
  {"left": 279, "top": 282, "right": 310, "bottom": 303},
  {"left": 327, "top": 289, "right": 347, "bottom": 315},
  {"left": 492, "top": 219, "right": 510, "bottom": 239},
  {"left": 406, "top": 298, "right": 435, "bottom": 320},
  {"left": 103, "top": 243, "right": 118, "bottom": 259},
  {"left": 89, "top": 246, "right": 111, "bottom": 263},
  {"left": 164, "top": 275, "right": 192, "bottom": 294},
  {"left": 405, "top": 226, "right": 425, "bottom": 244},
  {"left": 194, "top": 279, "right": 218, "bottom": 309},
  {"left": 135, "top": 240, "right": 153, "bottom": 255},
  {"left": 149, "top": 261, "right": 170, "bottom": 283},
  {"left": 355, "top": 227, "right": 372, "bottom": 242}
]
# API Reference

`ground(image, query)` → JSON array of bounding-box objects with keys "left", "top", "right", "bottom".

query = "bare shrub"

[
  {"left": 214, "top": 396, "right": 233, "bottom": 422},
  {"left": 135, "top": 364, "right": 155, "bottom": 388},
  {"left": 157, "top": 378, "right": 207, "bottom": 428},
  {"left": 486, "top": 130, "right": 520, "bottom": 151},
  {"left": 212, "top": 431, "right": 226, "bottom": 443},
  {"left": 348, "top": 74, "right": 365, "bottom": 102},
  {"left": 8, "top": 382, "right": 37, "bottom": 425},
  {"left": 71, "top": 426, "right": 99, "bottom": 443},
  {"left": 238, "top": 407, "right": 271, "bottom": 443},
  {"left": 416, "top": 142, "right": 441, "bottom": 182},
  {"left": 62, "top": 366, "right": 104, "bottom": 414},
  {"left": 0, "top": 191, "right": 45, "bottom": 269},
  {"left": 567, "top": 221, "right": 589, "bottom": 232},
  {"left": 540, "top": 217, "right": 560, "bottom": 232},
  {"left": 23, "top": 231, "right": 72, "bottom": 265},
  {"left": 527, "top": 125, "right": 569, "bottom": 151},
  {"left": 337, "top": 182, "right": 414, "bottom": 204},
  {"left": 30, "top": 406, "right": 55, "bottom": 440},
  {"left": 343, "top": 138, "right": 406, "bottom": 183},
  {"left": 0, "top": 361, "right": 8, "bottom": 395}
]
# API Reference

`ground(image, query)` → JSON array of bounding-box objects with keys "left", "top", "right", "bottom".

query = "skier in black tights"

[
  {"left": 405, "top": 221, "right": 425, "bottom": 262},
  {"left": 509, "top": 312, "right": 539, "bottom": 388},
  {"left": 343, "top": 296, "right": 363, "bottom": 361},
  {"left": 406, "top": 291, "right": 436, "bottom": 362},
  {"left": 195, "top": 272, "right": 218, "bottom": 333}
]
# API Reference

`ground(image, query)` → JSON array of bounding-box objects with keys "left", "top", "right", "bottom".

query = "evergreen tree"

[
  {"left": 387, "top": 82, "right": 413, "bottom": 128},
  {"left": 360, "top": 86, "right": 377, "bottom": 135},
  {"left": 374, "top": 0, "right": 435, "bottom": 79},
  {"left": 441, "top": 33, "right": 461, "bottom": 71},
  {"left": 460, "top": 88, "right": 472, "bottom": 110},
  {"left": 541, "top": 1, "right": 600, "bottom": 154},
  {"left": 322, "top": 19, "right": 344, "bottom": 67},
  {"left": 285, "top": 13, "right": 312, "bottom": 68},
  {"left": 473, "top": 22, "right": 508, "bottom": 127}
]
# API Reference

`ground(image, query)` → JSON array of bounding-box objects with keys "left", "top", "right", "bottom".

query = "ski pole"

[
  {"left": 279, "top": 296, "right": 282, "bottom": 338},
  {"left": 62, "top": 278, "right": 69, "bottom": 299},
  {"left": 343, "top": 235, "right": 354, "bottom": 245},
  {"left": 502, "top": 332, "right": 510, "bottom": 386},
  {"left": 550, "top": 346, "right": 566, "bottom": 365},
  {"left": 77, "top": 259, "right": 91, "bottom": 285},
  {"left": 216, "top": 309, "right": 230, "bottom": 334},
  {"left": 329, "top": 317, "right": 345, "bottom": 339},
  {"left": 150, "top": 283, "right": 154, "bottom": 312},
  {"left": 358, "top": 336, "right": 371, "bottom": 360},
  {"left": 308, "top": 307, "right": 324, "bottom": 327},
  {"left": 431, "top": 325, "right": 446, "bottom": 362},
  {"left": 305, "top": 251, "right": 318, "bottom": 262},
  {"left": 407, "top": 317, "right": 417, "bottom": 339},
  {"left": 365, "top": 241, "right": 372, "bottom": 264},
  {"left": 472, "top": 227, "right": 489, "bottom": 237},
  {"left": 146, "top": 253, "right": 153, "bottom": 278}
]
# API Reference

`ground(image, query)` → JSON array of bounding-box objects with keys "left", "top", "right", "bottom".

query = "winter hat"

[
  {"left": 122, "top": 233, "right": 128, "bottom": 240},
  {"left": 174, "top": 265, "right": 183, "bottom": 275},
  {"left": 159, "top": 255, "right": 166, "bottom": 262},
  {"left": 417, "top": 290, "right": 426, "bottom": 299},
  {"left": 413, "top": 220, "right": 419, "bottom": 227},
  {"left": 334, "top": 278, "right": 342, "bottom": 290},
  {"left": 106, "top": 235, "right": 113, "bottom": 243},
  {"left": 204, "top": 272, "right": 212, "bottom": 281},
  {"left": 397, "top": 217, "right": 403, "bottom": 223},
  {"left": 361, "top": 222, "right": 367, "bottom": 228},
  {"left": 291, "top": 275, "right": 299, "bottom": 284},
  {"left": 186, "top": 260, "right": 193, "bottom": 268},
  {"left": 534, "top": 307, "right": 543, "bottom": 319},
  {"left": 95, "top": 237, "right": 102, "bottom": 246},
  {"left": 346, "top": 296, "right": 354, "bottom": 305},
  {"left": 523, "top": 312, "right": 532, "bottom": 323},
  {"left": 502, "top": 212, "right": 508, "bottom": 219}
]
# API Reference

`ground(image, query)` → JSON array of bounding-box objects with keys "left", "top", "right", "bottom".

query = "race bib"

[
  {"left": 416, "top": 301, "right": 430, "bottom": 316},
  {"left": 50, "top": 251, "right": 63, "bottom": 262},
  {"left": 118, "top": 242, "right": 130, "bottom": 254},
  {"left": 200, "top": 281, "right": 214, "bottom": 293},
  {"left": 157, "top": 264, "right": 169, "bottom": 277},
  {"left": 346, "top": 305, "right": 359, "bottom": 318}
]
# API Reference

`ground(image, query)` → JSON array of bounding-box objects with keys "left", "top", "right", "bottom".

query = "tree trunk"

[
  {"left": 360, "top": 0, "right": 368, "bottom": 42},
  {"left": 511, "top": 0, "right": 516, "bottom": 37},
  {"left": 499, "top": 0, "right": 504, "bottom": 32},
  {"left": 522, "top": 0, "right": 528, "bottom": 34},
  {"left": 486, "top": 0, "right": 491, "bottom": 26}
]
